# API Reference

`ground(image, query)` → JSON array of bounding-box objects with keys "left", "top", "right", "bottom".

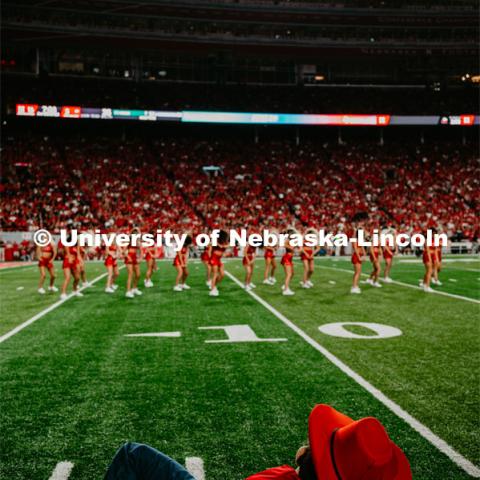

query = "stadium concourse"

[{"left": 1, "top": 135, "right": 478, "bottom": 241}]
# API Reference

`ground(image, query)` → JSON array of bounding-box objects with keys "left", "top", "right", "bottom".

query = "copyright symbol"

[{"left": 33, "top": 229, "right": 52, "bottom": 247}]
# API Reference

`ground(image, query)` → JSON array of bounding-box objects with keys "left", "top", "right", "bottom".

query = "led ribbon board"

[{"left": 15, "top": 105, "right": 478, "bottom": 126}]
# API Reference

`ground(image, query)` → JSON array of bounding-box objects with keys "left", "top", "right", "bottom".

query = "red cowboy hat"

[{"left": 309, "top": 405, "right": 412, "bottom": 480}]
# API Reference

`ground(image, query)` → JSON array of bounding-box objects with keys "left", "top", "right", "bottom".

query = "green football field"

[{"left": 0, "top": 255, "right": 479, "bottom": 479}]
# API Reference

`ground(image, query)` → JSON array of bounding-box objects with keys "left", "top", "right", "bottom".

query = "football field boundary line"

[
  {"left": 224, "top": 270, "right": 480, "bottom": 478},
  {"left": 0, "top": 269, "right": 120, "bottom": 345},
  {"left": 318, "top": 264, "right": 480, "bottom": 304}
]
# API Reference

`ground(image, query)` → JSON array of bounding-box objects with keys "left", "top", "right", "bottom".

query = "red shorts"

[
  {"left": 173, "top": 256, "right": 185, "bottom": 267},
  {"left": 423, "top": 252, "right": 436, "bottom": 265},
  {"left": 63, "top": 258, "right": 78, "bottom": 270},
  {"left": 369, "top": 254, "right": 379, "bottom": 263},
  {"left": 125, "top": 254, "right": 138, "bottom": 265},
  {"left": 38, "top": 257, "right": 54, "bottom": 269},
  {"left": 201, "top": 251, "right": 210, "bottom": 262},
  {"left": 209, "top": 256, "right": 223, "bottom": 267},
  {"left": 383, "top": 250, "right": 393, "bottom": 261},
  {"left": 300, "top": 254, "right": 313, "bottom": 262},
  {"left": 351, "top": 254, "right": 362, "bottom": 265},
  {"left": 281, "top": 253, "right": 293, "bottom": 267},
  {"left": 242, "top": 255, "right": 254, "bottom": 266},
  {"left": 105, "top": 256, "right": 117, "bottom": 267},
  {"left": 264, "top": 250, "right": 274, "bottom": 259}
]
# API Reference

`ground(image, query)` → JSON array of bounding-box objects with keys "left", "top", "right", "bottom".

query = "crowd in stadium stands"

[
  {"left": 1, "top": 137, "right": 478, "bottom": 251},
  {"left": 5, "top": 76, "right": 478, "bottom": 115}
]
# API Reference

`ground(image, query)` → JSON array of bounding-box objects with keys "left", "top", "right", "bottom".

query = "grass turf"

[{"left": 0, "top": 257, "right": 478, "bottom": 479}]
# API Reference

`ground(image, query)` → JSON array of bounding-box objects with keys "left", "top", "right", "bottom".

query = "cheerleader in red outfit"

[
  {"left": 300, "top": 229, "right": 319, "bottom": 289},
  {"left": 243, "top": 244, "right": 257, "bottom": 291},
  {"left": 60, "top": 236, "right": 82, "bottom": 299},
  {"left": 367, "top": 244, "right": 382, "bottom": 288},
  {"left": 209, "top": 230, "right": 229, "bottom": 297},
  {"left": 351, "top": 233, "right": 366, "bottom": 294},
  {"left": 125, "top": 230, "right": 142, "bottom": 298},
  {"left": 382, "top": 227, "right": 396, "bottom": 283},
  {"left": 173, "top": 236, "right": 193, "bottom": 291},
  {"left": 201, "top": 244, "right": 213, "bottom": 288},
  {"left": 421, "top": 231, "right": 438, "bottom": 293},
  {"left": 144, "top": 245, "right": 157, "bottom": 288},
  {"left": 104, "top": 242, "right": 119, "bottom": 293},
  {"left": 263, "top": 245, "right": 277, "bottom": 285},
  {"left": 432, "top": 239, "right": 443, "bottom": 286},
  {"left": 281, "top": 231, "right": 296, "bottom": 296},
  {"left": 37, "top": 241, "right": 57, "bottom": 294},
  {"left": 78, "top": 245, "right": 90, "bottom": 288}
]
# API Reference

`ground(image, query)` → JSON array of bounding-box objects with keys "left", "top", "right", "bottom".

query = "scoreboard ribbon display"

[{"left": 15, "top": 104, "right": 478, "bottom": 126}]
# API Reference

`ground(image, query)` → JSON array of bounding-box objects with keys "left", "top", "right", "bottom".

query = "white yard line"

[
  {"left": 48, "top": 462, "right": 74, "bottom": 480},
  {"left": 318, "top": 265, "right": 480, "bottom": 304},
  {"left": 0, "top": 270, "right": 118, "bottom": 344},
  {"left": 185, "top": 457, "right": 205, "bottom": 480},
  {"left": 225, "top": 270, "right": 480, "bottom": 478}
]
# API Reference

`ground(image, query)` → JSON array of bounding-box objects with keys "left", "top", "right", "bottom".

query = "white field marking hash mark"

[
  {"left": 319, "top": 264, "right": 480, "bottom": 304},
  {"left": 224, "top": 269, "right": 480, "bottom": 478},
  {"left": 0, "top": 267, "right": 124, "bottom": 345},
  {"left": 48, "top": 461, "right": 74, "bottom": 480},
  {"left": 185, "top": 457, "right": 205, "bottom": 480}
]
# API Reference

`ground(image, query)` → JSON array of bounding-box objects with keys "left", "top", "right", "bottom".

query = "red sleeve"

[{"left": 245, "top": 465, "right": 300, "bottom": 480}]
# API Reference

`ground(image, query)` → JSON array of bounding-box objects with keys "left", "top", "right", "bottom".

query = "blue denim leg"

[{"left": 104, "top": 442, "right": 196, "bottom": 480}]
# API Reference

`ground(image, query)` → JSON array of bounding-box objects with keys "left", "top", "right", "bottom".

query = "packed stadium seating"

[{"left": 2, "top": 135, "right": 478, "bottom": 242}]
